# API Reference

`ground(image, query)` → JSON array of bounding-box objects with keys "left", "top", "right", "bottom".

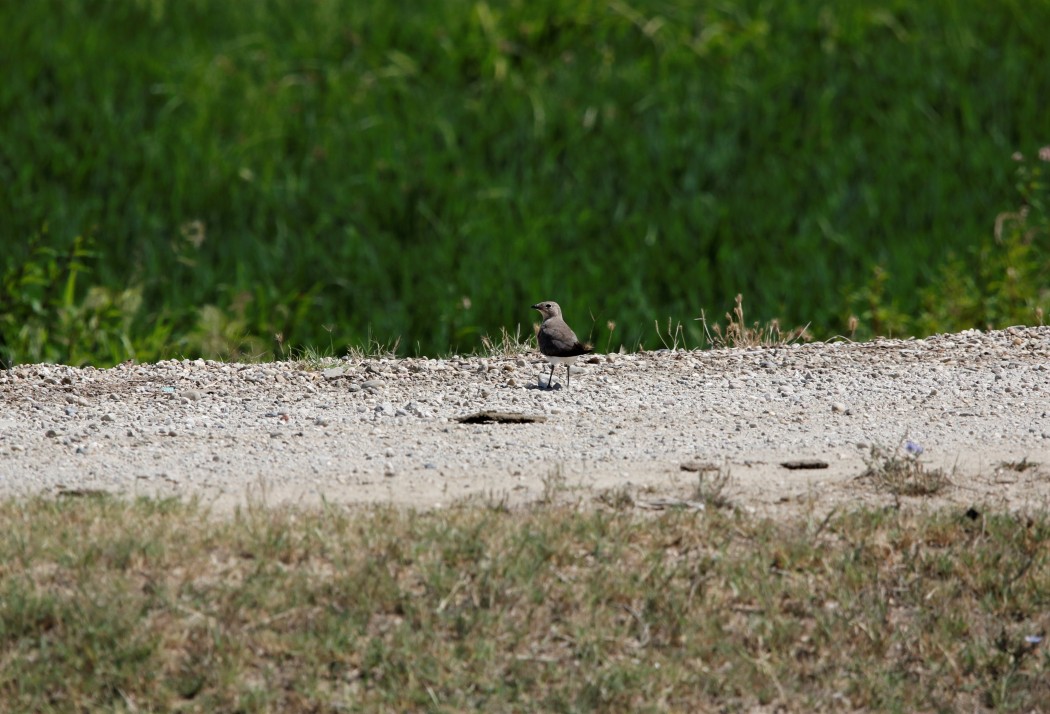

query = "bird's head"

[{"left": 530, "top": 301, "right": 562, "bottom": 320}]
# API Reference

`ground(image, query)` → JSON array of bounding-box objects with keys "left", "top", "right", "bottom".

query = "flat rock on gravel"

[{"left": 1, "top": 327, "right": 1049, "bottom": 516}]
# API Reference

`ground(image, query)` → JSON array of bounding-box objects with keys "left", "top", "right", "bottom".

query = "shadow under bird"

[{"left": 531, "top": 301, "right": 593, "bottom": 389}]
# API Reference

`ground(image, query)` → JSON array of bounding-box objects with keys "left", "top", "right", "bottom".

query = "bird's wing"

[{"left": 540, "top": 319, "right": 591, "bottom": 356}]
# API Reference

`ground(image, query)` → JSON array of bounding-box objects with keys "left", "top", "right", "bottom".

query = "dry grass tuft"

[
  {"left": 697, "top": 293, "right": 811, "bottom": 348},
  {"left": 692, "top": 461, "right": 735, "bottom": 509},
  {"left": 479, "top": 325, "right": 532, "bottom": 356},
  {"left": 345, "top": 331, "right": 401, "bottom": 360},
  {"left": 997, "top": 457, "right": 1042, "bottom": 474},
  {"left": 861, "top": 441, "right": 952, "bottom": 497}
]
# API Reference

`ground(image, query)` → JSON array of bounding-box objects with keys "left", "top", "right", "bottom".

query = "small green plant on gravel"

[
  {"left": 861, "top": 439, "right": 952, "bottom": 498},
  {"left": 696, "top": 294, "right": 811, "bottom": 349}
]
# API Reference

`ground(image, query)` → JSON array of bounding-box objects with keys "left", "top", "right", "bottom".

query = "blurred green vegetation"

[{"left": 1, "top": 0, "right": 1048, "bottom": 366}]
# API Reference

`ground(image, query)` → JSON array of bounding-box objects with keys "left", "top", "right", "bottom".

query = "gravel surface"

[{"left": 2, "top": 327, "right": 1049, "bottom": 515}]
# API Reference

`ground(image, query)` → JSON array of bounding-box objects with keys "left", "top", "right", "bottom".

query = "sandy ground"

[{"left": 1, "top": 326, "right": 1049, "bottom": 517}]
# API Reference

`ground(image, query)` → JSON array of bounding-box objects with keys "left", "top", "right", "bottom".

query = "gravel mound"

[{"left": 1, "top": 326, "right": 1048, "bottom": 515}]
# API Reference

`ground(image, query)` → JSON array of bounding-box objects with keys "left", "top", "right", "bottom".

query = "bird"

[{"left": 531, "top": 301, "right": 593, "bottom": 389}]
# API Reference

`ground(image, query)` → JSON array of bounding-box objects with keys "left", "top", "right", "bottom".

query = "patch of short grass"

[{"left": 0, "top": 496, "right": 1047, "bottom": 712}]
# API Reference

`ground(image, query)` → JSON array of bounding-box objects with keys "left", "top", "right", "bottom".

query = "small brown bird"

[{"left": 531, "top": 301, "right": 593, "bottom": 389}]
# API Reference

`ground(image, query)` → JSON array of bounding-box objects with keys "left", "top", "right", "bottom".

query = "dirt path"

[{"left": 2, "top": 327, "right": 1049, "bottom": 516}]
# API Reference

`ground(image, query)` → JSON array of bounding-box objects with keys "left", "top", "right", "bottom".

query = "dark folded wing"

[{"left": 539, "top": 320, "right": 593, "bottom": 357}]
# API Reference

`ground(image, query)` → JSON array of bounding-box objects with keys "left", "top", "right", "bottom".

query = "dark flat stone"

[
  {"left": 456, "top": 411, "right": 547, "bottom": 424},
  {"left": 780, "top": 459, "right": 829, "bottom": 470}
]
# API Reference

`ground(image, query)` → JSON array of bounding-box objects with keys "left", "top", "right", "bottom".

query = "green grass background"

[{"left": 2, "top": 0, "right": 1048, "bottom": 365}]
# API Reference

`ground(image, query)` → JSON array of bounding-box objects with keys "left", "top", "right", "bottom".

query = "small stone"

[
  {"left": 46, "top": 429, "right": 58, "bottom": 438},
  {"left": 403, "top": 401, "right": 432, "bottom": 418},
  {"left": 362, "top": 379, "right": 384, "bottom": 391},
  {"left": 184, "top": 390, "right": 203, "bottom": 401},
  {"left": 101, "top": 413, "right": 115, "bottom": 422},
  {"left": 831, "top": 402, "right": 848, "bottom": 413}
]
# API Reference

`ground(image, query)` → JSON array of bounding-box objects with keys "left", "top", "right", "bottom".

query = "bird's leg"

[
  {"left": 548, "top": 363, "right": 556, "bottom": 389},
  {"left": 566, "top": 365, "right": 571, "bottom": 389}
]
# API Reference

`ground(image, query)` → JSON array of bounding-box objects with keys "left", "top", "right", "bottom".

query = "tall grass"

[{"left": 2, "top": 0, "right": 1049, "bottom": 364}]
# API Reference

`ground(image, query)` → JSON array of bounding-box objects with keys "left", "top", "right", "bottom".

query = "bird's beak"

[{"left": 530, "top": 303, "right": 541, "bottom": 311}]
